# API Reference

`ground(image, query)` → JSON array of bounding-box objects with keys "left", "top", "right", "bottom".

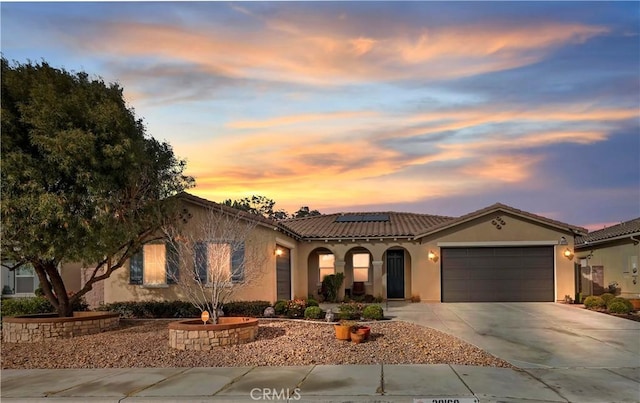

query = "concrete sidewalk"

[{"left": 2, "top": 364, "right": 639, "bottom": 402}]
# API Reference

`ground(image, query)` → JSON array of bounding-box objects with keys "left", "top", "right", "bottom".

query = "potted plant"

[
  {"left": 353, "top": 325, "right": 370, "bottom": 340},
  {"left": 334, "top": 320, "right": 354, "bottom": 340},
  {"left": 350, "top": 328, "right": 365, "bottom": 344}
]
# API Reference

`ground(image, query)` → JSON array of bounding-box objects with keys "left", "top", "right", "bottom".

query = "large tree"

[
  {"left": 1, "top": 58, "right": 194, "bottom": 316},
  {"left": 222, "top": 196, "right": 321, "bottom": 220}
]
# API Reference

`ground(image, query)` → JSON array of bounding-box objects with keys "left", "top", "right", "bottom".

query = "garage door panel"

[{"left": 442, "top": 246, "right": 554, "bottom": 302}]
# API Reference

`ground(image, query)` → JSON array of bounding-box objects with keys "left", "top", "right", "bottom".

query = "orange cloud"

[{"left": 74, "top": 18, "right": 609, "bottom": 86}]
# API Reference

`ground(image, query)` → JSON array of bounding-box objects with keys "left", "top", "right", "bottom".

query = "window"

[
  {"left": 129, "top": 243, "right": 179, "bottom": 286},
  {"left": 194, "top": 241, "right": 245, "bottom": 284},
  {"left": 15, "top": 265, "right": 37, "bottom": 294},
  {"left": 319, "top": 253, "right": 335, "bottom": 282},
  {"left": 353, "top": 253, "right": 370, "bottom": 282}
]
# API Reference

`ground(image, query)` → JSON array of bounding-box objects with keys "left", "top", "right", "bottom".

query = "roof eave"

[{"left": 575, "top": 231, "right": 640, "bottom": 249}]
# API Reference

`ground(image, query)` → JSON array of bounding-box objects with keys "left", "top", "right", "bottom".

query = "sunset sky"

[{"left": 2, "top": 2, "right": 638, "bottom": 230}]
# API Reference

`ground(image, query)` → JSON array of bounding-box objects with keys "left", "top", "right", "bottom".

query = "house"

[
  {"left": 575, "top": 218, "right": 640, "bottom": 299},
  {"left": 92, "top": 192, "right": 589, "bottom": 305}
]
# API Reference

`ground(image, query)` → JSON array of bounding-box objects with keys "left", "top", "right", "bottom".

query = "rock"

[{"left": 263, "top": 307, "right": 275, "bottom": 317}]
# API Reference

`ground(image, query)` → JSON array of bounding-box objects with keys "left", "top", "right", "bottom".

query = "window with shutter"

[
  {"left": 166, "top": 243, "right": 179, "bottom": 284},
  {"left": 130, "top": 243, "right": 179, "bottom": 286},
  {"left": 130, "top": 250, "right": 143, "bottom": 285},
  {"left": 231, "top": 242, "right": 245, "bottom": 283}
]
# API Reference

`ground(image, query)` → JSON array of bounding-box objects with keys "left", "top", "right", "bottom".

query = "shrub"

[
  {"left": 583, "top": 296, "right": 605, "bottom": 310},
  {"left": 304, "top": 306, "right": 323, "bottom": 319},
  {"left": 306, "top": 298, "right": 319, "bottom": 307},
  {"left": 285, "top": 299, "right": 307, "bottom": 318},
  {"left": 322, "top": 272, "right": 344, "bottom": 303},
  {"left": 96, "top": 301, "right": 199, "bottom": 318},
  {"left": 600, "top": 293, "right": 615, "bottom": 304},
  {"left": 362, "top": 305, "right": 384, "bottom": 320},
  {"left": 223, "top": 301, "right": 271, "bottom": 317},
  {"left": 273, "top": 300, "right": 287, "bottom": 315},
  {"left": 410, "top": 294, "right": 421, "bottom": 303},
  {"left": 338, "top": 302, "right": 365, "bottom": 320},
  {"left": 607, "top": 297, "right": 633, "bottom": 312},
  {"left": 607, "top": 301, "right": 631, "bottom": 314},
  {"left": 1, "top": 297, "right": 54, "bottom": 317}
]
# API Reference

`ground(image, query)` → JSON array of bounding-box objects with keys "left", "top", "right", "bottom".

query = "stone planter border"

[
  {"left": 168, "top": 317, "right": 258, "bottom": 350},
  {"left": 2, "top": 311, "right": 120, "bottom": 343}
]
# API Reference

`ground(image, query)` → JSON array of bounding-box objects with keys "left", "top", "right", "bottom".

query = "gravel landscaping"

[{"left": 1, "top": 319, "right": 512, "bottom": 369}]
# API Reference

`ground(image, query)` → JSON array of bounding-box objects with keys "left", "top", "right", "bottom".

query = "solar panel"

[{"left": 335, "top": 214, "right": 390, "bottom": 223}]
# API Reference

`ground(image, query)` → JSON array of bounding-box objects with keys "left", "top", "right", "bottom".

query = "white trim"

[{"left": 437, "top": 240, "right": 559, "bottom": 247}]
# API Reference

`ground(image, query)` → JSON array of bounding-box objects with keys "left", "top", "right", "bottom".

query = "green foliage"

[
  {"left": 607, "top": 301, "right": 631, "bottom": 314},
  {"left": 1, "top": 297, "right": 55, "bottom": 317},
  {"left": 274, "top": 300, "right": 287, "bottom": 315},
  {"left": 600, "top": 293, "right": 615, "bottom": 304},
  {"left": 304, "top": 306, "right": 323, "bottom": 319},
  {"left": 337, "top": 302, "right": 366, "bottom": 320},
  {"left": 322, "top": 272, "right": 345, "bottom": 303},
  {"left": 607, "top": 297, "right": 633, "bottom": 312},
  {"left": 292, "top": 206, "right": 321, "bottom": 218},
  {"left": 285, "top": 299, "right": 307, "bottom": 318},
  {"left": 222, "top": 195, "right": 289, "bottom": 220},
  {"left": 1, "top": 58, "right": 194, "bottom": 317},
  {"left": 362, "top": 305, "right": 384, "bottom": 320},
  {"left": 96, "top": 300, "right": 200, "bottom": 318},
  {"left": 306, "top": 298, "right": 319, "bottom": 307},
  {"left": 222, "top": 301, "right": 271, "bottom": 317},
  {"left": 584, "top": 296, "right": 606, "bottom": 309}
]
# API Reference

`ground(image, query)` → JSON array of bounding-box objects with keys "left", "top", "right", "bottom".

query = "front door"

[
  {"left": 386, "top": 250, "right": 404, "bottom": 299},
  {"left": 276, "top": 246, "right": 291, "bottom": 300}
]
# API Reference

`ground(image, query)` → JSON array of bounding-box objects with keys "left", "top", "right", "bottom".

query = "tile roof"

[
  {"left": 576, "top": 217, "right": 640, "bottom": 247},
  {"left": 176, "top": 192, "right": 302, "bottom": 239},
  {"left": 415, "top": 203, "right": 588, "bottom": 238},
  {"left": 281, "top": 212, "right": 454, "bottom": 239}
]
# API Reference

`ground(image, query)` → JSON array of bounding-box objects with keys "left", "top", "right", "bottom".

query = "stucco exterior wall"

[
  {"left": 576, "top": 239, "right": 640, "bottom": 299},
  {"left": 294, "top": 240, "right": 425, "bottom": 300},
  {"left": 418, "top": 212, "right": 577, "bottom": 302},
  {"left": 102, "top": 201, "right": 297, "bottom": 305}
]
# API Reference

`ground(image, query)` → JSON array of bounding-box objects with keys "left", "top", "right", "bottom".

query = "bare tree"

[{"left": 163, "top": 206, "right": 269, "bottom": 323}]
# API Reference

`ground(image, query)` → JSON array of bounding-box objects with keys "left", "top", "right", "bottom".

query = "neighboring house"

[
  {"left": 95, "top": 193, "right": 588, "bottom": 305},
  {"left": 575, "top": 218, "right": 640, "bottom": 299},
  {"left": 1, "top": 263, "right": 39, "bottom": 297}
]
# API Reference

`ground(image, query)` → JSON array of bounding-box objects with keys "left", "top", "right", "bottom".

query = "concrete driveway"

[{"left": 387, "top": 302, "right": 640, "bottom": 369}]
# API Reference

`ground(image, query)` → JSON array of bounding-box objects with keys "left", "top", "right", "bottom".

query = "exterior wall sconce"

[
  {"left": 563, "top": 248, "right": 574, "bottom": 260},
  {"left": 559, "top": 236, "right": 568, "bottom": 245},
  {"left": 428, "top": 251, "right": 439, "bottom": 262},
  {"left": 275, "top": 248, "right": 284, "bottom": 257}
]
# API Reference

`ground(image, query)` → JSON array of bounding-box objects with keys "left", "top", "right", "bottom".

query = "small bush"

[
  {"left": 410, "top": 294, "right": 421, "bottom": 303},
  {"left": 362, "top": 304, "right": 384, "bottom": 320},
  {"left": 274, "top": 300, "right": 287, "bottom": 315},
  {"left": 338, "top": 302, "right": 366, "bottom": 320},
  {"left": 285, "top": 299, "right": 307, "bottom": 318},
  {"left": 599, "top": 293, "right": 615, "bottom": 304},
  {"left": 304, "top": 306, "right": 323, "bottom": 319},
  {"left": 607, "top": 297, "right": 633, "bottom": 312},
  {"left": 607, "top": 301, "right": 631, "bottom": 314},
  {"left": 583, "top": 296, "right": 606, "bottom": 310},
  {"left": 306, "top": 298, "right": 319, "bottom": 307},
  {"left": 223, "top": 301, "right": 271, "bottom": 317},
  {"left": 1, "top": 297, "right": 54, "bottom": 317},
  {"left": 96, "top": 301, "right": 199, "bottom": 318}
]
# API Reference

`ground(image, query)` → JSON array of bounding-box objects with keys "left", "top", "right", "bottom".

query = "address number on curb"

[{"left": 413, "top": 398, "right": 479, "bottom": 403}]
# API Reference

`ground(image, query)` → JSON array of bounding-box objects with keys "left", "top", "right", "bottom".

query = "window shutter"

[
  {"left": 166, "top": 243, "right": 179, "bottom": 284},
  {"left": 231, "top": 242, "right": 245, "bottom": 283},
  {"left": 194, "top": 242, "right": 208, "bottom": 283},
  {"left": 130, "top": 250, "right": 143, "bottom": 285}
]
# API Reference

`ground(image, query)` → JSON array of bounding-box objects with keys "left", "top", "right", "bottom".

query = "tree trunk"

[{"left": 34, "top": 260, "right": 73, "bottom": 317}]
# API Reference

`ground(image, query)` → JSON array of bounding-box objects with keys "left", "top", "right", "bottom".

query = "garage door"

[{"left": 441, "top": 246, "right": 554, "bottom": 302}]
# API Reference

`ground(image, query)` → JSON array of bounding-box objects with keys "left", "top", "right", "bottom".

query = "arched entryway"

[
  {"left": 307, "top": 247, "right": 334, "bottom": 300},
  {"left": 344, "top": 247, "right": 373, "bottom": 298}
]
